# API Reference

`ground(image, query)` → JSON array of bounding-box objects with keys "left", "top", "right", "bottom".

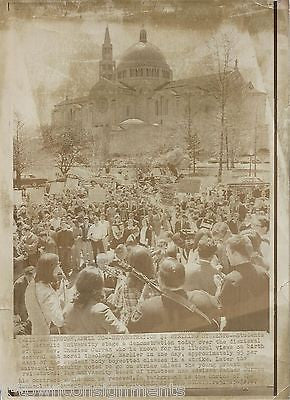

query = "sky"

[{"left": 2, "top": 0, "right": 279, "bottom": 134}]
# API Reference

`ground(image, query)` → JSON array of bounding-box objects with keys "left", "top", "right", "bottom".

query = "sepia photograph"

[
  {"left": 10, "top": 1, "right": 274, "bottom": 337},
  {"left": 0, "top": 0, "right": 288, "bottom": 398}
]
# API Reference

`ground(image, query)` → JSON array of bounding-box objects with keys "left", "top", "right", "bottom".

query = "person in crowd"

[
  {"left": 108, "top": 245, "right": 155, "bottom": 326},
  {"left": 63, "top": 266, "right": 128, "bottom": 334},
  {"left": 110, "top": 214, "right": 125, "bottom": 249},
  {"left": 175, "top": 213, "right": 191, "bottom": 233},
  {"left": 13, "top": 169, "right": 270, "bottom": 335},
  {"left": 25, "top": 253, "right": 65, "bottom": 335},
  {"left": 71, "top": 218, "right": 82, "bottom": 271},
  {"left": 241, "top": 228, "right": 268, "bottom": 270},
  {"left": 183, "top": 237, "right": 222, "bottom": 295},
  {"left": 99, "top": 213, "right": 110, "bottom": 251},
  {"left": 251, "top": 215, "right": 270, "bottom": 268},
  {"left": 80, "top": 216, "right": 93, "bottom": 264},
  {"left": 55, "top": 221, "right": 75, "bottom": 276},
  {"left": 14, "top": 265, "right": 36, "bottom": 323},
  {"left": 19, "top": 225, "right": 39, "bottom": 267},
  {"left": 50, "top": 210, "right": 61, "bottom": 231},
  {"left": 217, "top": 235, "right": 269, "bottom": 331},
  {"left": 128, "top": 257, "right": 221, "bottom": 333},
  {"left": 37, "top": 231, "right": 58, "bottom": 255},
  {"left": 87, "top": 215, "right": 107, "bottom": 260},
  {"left": 212, "top": 222, "right": 233, "bottom": 274},
  {"left": 139, "top": 217, "right": 153, "bottom": 247}
]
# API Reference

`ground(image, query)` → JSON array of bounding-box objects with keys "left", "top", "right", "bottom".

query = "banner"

[
  {"left": 176, "top": 178, "right": 201, "bottom": 194},
  {"left": 26, "top": 187, "right": 45, "bottom": 204},
  {"left": 66, "top": 177, "right": 79, "bottom": 190},
  {"left": 49, "top": 181, "right": 65, "bottom": 195},
  {"left": 13, "top": 190, "right": 23, "bottom": 206},
  {"left": 88, "top": 186, "right": 106, "bottom": 203},
  {"left": 152, "top": 168, "right": 162, "bottom": 177}
]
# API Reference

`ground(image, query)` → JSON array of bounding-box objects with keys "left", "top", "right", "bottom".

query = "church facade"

[{"left": 51, "top": 27, "right": 269, "bottom": 158}]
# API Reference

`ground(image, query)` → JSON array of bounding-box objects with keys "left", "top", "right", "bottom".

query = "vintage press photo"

[{"left": 0, "top": 0, "right": 288, "bottom": 398}]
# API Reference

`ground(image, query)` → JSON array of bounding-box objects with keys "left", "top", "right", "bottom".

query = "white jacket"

[{"left": 25, "top": 280, "right": 64, "bottom": 335}]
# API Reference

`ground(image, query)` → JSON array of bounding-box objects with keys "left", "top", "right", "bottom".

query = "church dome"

[{"left": 116, "top": 29, "right": 172, "bottom": 83}]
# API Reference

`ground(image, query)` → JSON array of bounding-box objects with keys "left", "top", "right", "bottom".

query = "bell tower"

[{"left": 99, "top": 26, "right": 116, "bottom": 80}]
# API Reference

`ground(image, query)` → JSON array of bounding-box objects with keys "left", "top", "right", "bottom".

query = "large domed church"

[{"left": 52, "top": 27, "right": 269, "bottom": 157}]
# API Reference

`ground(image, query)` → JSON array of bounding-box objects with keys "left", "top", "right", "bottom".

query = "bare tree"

[
  {"left": 13, "top": 118, "right": 30, "bottom": 188},
  {"left": 182, "top": 94, "right": 202, "bottom": 174},
  {"left": 197, "top": 34, "right": 239, "bottom": 182},
  {"left": 40, "top": 124, "right": 90, "bottom": 177}
]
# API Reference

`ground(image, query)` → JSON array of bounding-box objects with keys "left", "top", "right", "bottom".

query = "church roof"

[
  {"left": 55, "top": 96, "right": 89, "bottom": 107},
  {"left": 155, "top": 68, "right": 266, "bottom": 95},
  {"left": 117, "top": 30, "right": 170, "bottom": 70}
]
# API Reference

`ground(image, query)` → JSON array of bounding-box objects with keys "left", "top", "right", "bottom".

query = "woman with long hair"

[
  {"left": 108, "top": 245, "right": 156, "bottom": 326},
  {"left": 63, "top": 266, "right": 127, "bottom": 334},
  {"left": 25, "top": 253, "right": 65, "bottom": 335}
]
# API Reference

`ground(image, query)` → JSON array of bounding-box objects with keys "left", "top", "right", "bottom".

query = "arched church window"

[{"left": 146, "top": 68, "right": 149, "bottom": 77}]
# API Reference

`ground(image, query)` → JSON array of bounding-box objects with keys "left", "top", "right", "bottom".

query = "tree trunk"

[
  {"left": 225, "top": 130, "right": 230, "bottom": 170},
  {"left": 16, "top": 169, "right": 21, "bottom": 189},
  {"left": 218, "top": 113, "right": 224, "bottom": 183}
]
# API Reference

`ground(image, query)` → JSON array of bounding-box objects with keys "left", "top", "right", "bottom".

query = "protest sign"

[
  {"left": 66, "top": 177, "right": 79, "bottom": 190},
  {"left": 177, "top": 178, "right": 201, "bottom": 194},
  {"left": 13, "top": 190, "right": 23, "bottom": 206},
  {"left": 88, "top": 186, "right": 106, "bottom": 203},
  {"left": 152, "top": 168, "right": 162, "bottom": 177},
  {"left": 49, "top": 181, "right": 65, "bottom": 195},
  {"left": 26, "top": 187, "right": 45, "bottom": 204}
]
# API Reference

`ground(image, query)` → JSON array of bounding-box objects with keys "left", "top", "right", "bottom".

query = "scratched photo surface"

[{"left": 0, "top": 0, "right": 288, "bottom": 398}]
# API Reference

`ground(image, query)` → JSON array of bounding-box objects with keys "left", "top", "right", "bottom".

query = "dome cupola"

[{"left": 116, "top": 29, "right": 172, "bottom": 85}]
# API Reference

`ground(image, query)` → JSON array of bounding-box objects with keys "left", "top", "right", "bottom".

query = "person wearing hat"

[
  {"left": 128, "top": 257, "right": 220, "bottom": 333},
  {"left": 217, "top": 235, "right": 269, "bottom": 331},
  {"left": 63, "top": 266, "right": 127, "bottom": 334}
]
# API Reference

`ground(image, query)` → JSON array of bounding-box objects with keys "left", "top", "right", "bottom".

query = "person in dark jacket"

[
  {"left": 14, "top": 265, "right": 36, "bottom": 322},
  {"left": 55, "top": 221, "right": 75, "bottom": 276},
  {"left": 217, "top": 234, "right": 269, "bottom": 331},
  {"left": 128, "top": 257, "right": 220, "bottom": 333}
]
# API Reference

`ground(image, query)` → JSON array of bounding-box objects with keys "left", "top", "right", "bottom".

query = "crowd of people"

[{"left": 13, "top": 169, "right": 270, "bottom": 335}]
